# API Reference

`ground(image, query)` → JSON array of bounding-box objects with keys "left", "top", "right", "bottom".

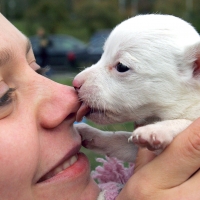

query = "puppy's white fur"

[{"left": 74, "top": 14, "right": 200, "bottom": 163}]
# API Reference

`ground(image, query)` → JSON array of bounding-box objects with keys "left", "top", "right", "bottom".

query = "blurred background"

[
  {"left": 1, "top": 0, "right": 199, "bottom": 169},
  {"left": 0, "top": 0, "right": 199, "bottom": 74}
]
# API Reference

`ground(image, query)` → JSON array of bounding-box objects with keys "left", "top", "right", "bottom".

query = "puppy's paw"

[
  {"left": 81, "top": 132, "right": 104, "bottom": 151},
  {"left": 75, "top": 123, "right": 138, "bottom": 162},
  {"left": 75, "top": 123, "right": 123, "bottom": 156},
  {"left": 74, "top": 123, "right": 105, "bottom": 150},
  {"left": 129, "top": 124, "right": 174, "bottom": 151}
]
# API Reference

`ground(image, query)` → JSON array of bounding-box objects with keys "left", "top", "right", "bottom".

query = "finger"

[
  {"left": 180, "top": 169, "right": 200, "bottom": 197},
  {"left": 134, "top": 147, "right": 156, "bottom": 173},
  {"left": 134, "top": 117, "right": 200, "bottom": 189},
  {"left": 162, "top": 169, "right": 200, "bottom": 200}
]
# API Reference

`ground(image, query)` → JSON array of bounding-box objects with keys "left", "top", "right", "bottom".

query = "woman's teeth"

[{"left": 40, "top": 155, "right": 78, "bottom": 182}]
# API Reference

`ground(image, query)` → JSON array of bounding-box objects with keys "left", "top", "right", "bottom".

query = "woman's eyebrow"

[
  {"left": 0, "top": 37, "right": 32, "bottom": 67},
  {"left": 0, "top": 48, "right": 13, "bottom": 67}
]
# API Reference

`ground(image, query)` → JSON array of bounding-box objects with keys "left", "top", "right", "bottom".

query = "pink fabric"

[{"left": 92, "top": 157, "right": 134, "bottom": 200}]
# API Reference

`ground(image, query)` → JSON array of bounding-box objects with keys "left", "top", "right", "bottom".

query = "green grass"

[
  {"left": 51, "top": 74, "right": 134, "bottom": 170},
  {"left": 50, "top": 72, "right": 76, "bottom": 86}
]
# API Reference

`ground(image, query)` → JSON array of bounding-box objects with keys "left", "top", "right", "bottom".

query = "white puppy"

[{"left": 73, "top": 14, "right": 200, "bottom": 162}]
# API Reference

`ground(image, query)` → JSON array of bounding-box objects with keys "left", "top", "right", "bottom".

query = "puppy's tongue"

[{"left": 76, "top": 103, "right": 90, "bottom": 122}]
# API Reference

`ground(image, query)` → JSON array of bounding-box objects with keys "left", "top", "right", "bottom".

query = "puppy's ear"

[
  {"left": 193, "top": 55, "right": 200, "bottom": 77},
  {"left": 183, "top": 42, "right": 200, "bottom": 78}
]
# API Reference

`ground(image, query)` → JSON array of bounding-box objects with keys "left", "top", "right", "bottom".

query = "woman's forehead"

[
  {"left": 0, "top": 14, "right": 27, "bottom": 50},
  {"left": 0, "top": 14, "right": 25, "bottom": 39}
]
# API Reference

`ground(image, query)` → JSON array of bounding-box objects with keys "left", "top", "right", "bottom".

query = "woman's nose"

[{"left": 37, "top": 80, "right": 80, "bottom": 129}]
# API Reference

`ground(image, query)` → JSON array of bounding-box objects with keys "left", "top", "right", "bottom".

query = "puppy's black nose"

[{"left": 74, "top": 86, "right": 81, "bottom": 92}]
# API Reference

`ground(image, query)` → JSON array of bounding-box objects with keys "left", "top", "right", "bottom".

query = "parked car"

[
  {"left": 86, "top": 29, "right": 111, "bottom": 64},
  {"left": 29, "top": 34, "right": 88, "bottom": 71}
]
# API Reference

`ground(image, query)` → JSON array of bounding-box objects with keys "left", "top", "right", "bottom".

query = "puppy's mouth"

[
  {"left": 76, "top": 103, "right": 90, "bottom": 122},
  {"left": 76, "top": 103, "right": 106, "bottom": 122}
]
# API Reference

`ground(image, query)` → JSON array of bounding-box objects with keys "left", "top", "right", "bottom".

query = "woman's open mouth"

[
  {"left": 36, "top": 153, "right": 90, "bottom": 185},
  {"left": 37, "top": 154, "right": 78, "bottom": 183}
]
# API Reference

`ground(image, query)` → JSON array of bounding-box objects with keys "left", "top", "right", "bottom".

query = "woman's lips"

[
  {"left": 37, "top": 143, "right": 82, "bottom": 184},
  {"left": 37, "top": 153, "right": 89, "bottom": 184},
  {"left": 38, "top": 154, "right": 78, "bottom": 182}
]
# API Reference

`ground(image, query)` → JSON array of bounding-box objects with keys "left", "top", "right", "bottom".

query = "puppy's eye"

[{"left": 116, "top": 62, "right": 129, "bottom": 73}]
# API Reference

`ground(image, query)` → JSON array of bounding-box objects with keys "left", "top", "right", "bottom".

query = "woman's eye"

[
  {"left": 116, "top": 62, "right": 130, "bottom": 73},
  {"left": 0, "top": 88, "right": 15, "bottom": 106},
  {"left": 29, "top": 61, "right": 50, "bottom": 76},
  {"left": 35, "top": 66, "right": 50, "bottom": 76}
]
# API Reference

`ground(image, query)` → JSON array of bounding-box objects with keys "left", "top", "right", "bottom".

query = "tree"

[
  {"left": 73, "top": 0, "right": 125, "bottom": 36},
  {"left": 153, "top": 0, "right": 200, "bottom": 32},
  {"left": 24, "top": 0, "right": 69, "bottom": 34}
]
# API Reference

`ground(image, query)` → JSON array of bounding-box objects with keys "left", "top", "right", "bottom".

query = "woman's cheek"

[{"left": 0, "top": 120, "right": 40, "bottom": 183}]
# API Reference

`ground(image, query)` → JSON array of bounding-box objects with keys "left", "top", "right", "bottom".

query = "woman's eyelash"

[
  {"left": 0, "top": 88, "right": 16, "bottom": 106},
  {"left": 36, "top": 66, "right": 50, "bottom": 76}
]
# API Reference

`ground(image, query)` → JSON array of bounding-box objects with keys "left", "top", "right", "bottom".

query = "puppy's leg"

[
  {"left": 129, "top": 119, "right": 192, "bottom": 152},
  {"left": 75, "top": 123, "right": 138, "bottom": 162}
]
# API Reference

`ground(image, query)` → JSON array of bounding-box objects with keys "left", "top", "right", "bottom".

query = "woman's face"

[{"left": 0, "top": 14, "right": 99, "bottom": 199}]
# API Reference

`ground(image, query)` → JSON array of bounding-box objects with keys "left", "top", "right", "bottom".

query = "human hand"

[{"left": 117, "top": 117, "right": 200, "bottom": 200}]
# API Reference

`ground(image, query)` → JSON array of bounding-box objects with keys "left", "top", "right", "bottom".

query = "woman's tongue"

[{"left": 76, "top": 104, "right": 90, "bottom": 122}]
